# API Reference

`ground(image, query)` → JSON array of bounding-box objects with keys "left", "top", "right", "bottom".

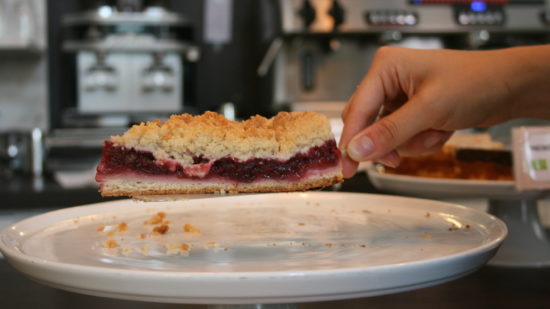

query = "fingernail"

[
  {"left": 424, "top": 133, "right": 445, "bottom": 148},
  {"left": 348, "top": 135, "right": 375, "bottom": 161}
]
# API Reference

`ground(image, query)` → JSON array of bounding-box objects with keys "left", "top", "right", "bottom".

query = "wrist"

[{"left": 503, "top": 45, "right": 550, "bottom": 120}]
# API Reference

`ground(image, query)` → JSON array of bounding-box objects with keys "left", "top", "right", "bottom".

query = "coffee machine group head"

[{"left": 61, "top": 0, "right": 199, "bottom": 127}]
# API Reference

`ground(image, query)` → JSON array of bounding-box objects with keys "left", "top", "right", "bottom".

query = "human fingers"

[
  {"left": 339, "top": 80, "right": 384, "bottom": 178},
  {"left": 339, "top": 78, "right": 385, "bottom": 153},
  {"left": 341, "top": 153, "right": 359, "bottom": 178},
  {"left": 339, "top": 62, "right": 391, "bottom": 178},
  {"left": 376, "top": 150, "right": 400, "bottom": 168},
  {"left": 396, "top": 129, "right": 453, "bottom": 157},
  {"left": 346, "top": 96, "right": 431, "bottom": 162}
]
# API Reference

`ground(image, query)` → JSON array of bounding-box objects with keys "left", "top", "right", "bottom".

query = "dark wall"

[
  {"left": 47, "top": 0, "right": 82, "bottom": 129},
  {"left": 171, "top": 0, "right": 276, "bottom": 118}
]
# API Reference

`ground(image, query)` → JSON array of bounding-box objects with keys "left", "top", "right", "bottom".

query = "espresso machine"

[
  {"left": 60, "top": 0, "right": 199, "bottom": 128},
  {"left": 43, "top": 0, "right": 199, "bottom": 174},
  {"left": 259, "top": 0, "right": 550, "bottom": 117}
]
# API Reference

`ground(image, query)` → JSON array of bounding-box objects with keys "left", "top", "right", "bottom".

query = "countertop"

[{"left": 1, "top": 173, "right": 550, "bottom": 308}]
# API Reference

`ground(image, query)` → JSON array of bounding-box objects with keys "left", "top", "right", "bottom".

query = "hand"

[{"left": 339, "top": 45, "right": 550, "bottom": 178}]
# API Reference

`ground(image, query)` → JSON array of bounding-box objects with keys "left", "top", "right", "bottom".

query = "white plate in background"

[{"left": 366, "top": 165, "right": 539, "bottom": 200}]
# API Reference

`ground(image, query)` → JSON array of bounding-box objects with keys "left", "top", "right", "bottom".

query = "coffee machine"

[
  {"left": 60, "top": 0, "right": 199, "bottom": 128},
  {"left": 259, "top": 0, "right": 550, "bottom": 118}
]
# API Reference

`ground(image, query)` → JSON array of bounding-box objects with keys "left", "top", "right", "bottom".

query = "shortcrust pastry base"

[{"left": 99, "top": 172, "right": 343, "bottom": 197}]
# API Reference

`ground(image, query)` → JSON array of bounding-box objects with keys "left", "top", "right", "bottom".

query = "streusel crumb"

[
  {"left": 153, "top": 224, "right": 170, "bottom": 234},
  {"left": 183, "top": 223, "right": 201, "bottom": 234},
  {"left": 144, "top": 212, "right": 167, "bottom": 225},
  {"left": 110, "top": 111, "right": 334, "bottom": 163},
  {"left": 103, "top": 239, "right": 120, "bottom": 248}
]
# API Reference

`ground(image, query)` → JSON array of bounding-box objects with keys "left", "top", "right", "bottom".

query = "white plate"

[
  {"left": 366, "top": 165, "right": 540, "bottom": 200},
  {"left": 0, "top": 192, "right": 506, "bottom": 304}
]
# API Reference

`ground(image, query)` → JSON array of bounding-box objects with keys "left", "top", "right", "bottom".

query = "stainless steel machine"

[
  {"left": 259, "top": 0, "right": 550, "bottom": 117},
  {"left": 61, "top": 0, "right": 199, "bottom": 127}
]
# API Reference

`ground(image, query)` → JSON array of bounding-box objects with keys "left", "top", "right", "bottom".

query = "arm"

[{"left": 339, "top": 45, "right": 550, "bottom": 178}]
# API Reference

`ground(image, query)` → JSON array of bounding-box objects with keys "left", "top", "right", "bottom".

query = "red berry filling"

[{"left": 96, "top": 140, "right": 340, "bottom": 183}]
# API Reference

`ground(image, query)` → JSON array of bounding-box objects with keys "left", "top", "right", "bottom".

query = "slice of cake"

[{"left": 96, "top": 111, "right": 343, "bottom": 196}]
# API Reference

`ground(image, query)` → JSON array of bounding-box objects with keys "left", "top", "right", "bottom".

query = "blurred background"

[{"left": 2, "top": 1, "right": 550, "bottom": 308}]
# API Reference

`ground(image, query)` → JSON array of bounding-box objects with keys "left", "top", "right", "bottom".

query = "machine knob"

[
  {"left": 328, "top": 0, "right": 345, "bottom": 30},
  {"left": 298, "top": 0, "right": 316, "bottom": 29}
]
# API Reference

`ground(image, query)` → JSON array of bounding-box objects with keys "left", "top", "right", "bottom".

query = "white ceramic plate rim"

[
  {"left": 368, "top": 165, "right": 515, "bottom": 187},
  {"left": 0, "top": 192, "right": 507, "bottom": 278}
]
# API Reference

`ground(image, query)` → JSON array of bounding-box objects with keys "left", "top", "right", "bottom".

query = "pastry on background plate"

[
  {"left": 96, "top": 111, "right": 343, "bottom": 197},
  {"left": 384, "top": 133, "right": 513, "bottom": 181}
]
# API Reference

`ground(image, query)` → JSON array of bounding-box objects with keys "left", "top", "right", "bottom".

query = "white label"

[
  {"left": 526, "top": 132, "right": 550, "bottom": 181},
  {"left": 512, "top": 126, "right": 550, "bottom": 191}
]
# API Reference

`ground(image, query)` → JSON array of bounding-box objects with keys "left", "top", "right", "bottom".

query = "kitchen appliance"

[
  {"left": 259, "top": 0, "right": 550, "bottom": 117},
  {"left": 0, "top": 0, "right": 48, "bottom": 131},
  {"left": 0, "top": 129, "right": 44, "bottom": 177},
  {"left": 61, "top": 0, "right": 199, "bottom": 127}
]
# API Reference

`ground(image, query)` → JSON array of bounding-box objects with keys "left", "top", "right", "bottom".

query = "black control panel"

[
  {"left": 283, "top": 0, "right": 548, "bottom": 33},
  {"left": 365, "top": 10, "right": 419, "bottom": 26},
  {"left": 454, "top": 5, "right": 506, "bottom": 26}
]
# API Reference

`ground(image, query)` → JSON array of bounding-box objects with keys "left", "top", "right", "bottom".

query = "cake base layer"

[{"left": 98, "top": 170, "right": 343, "bottom": 196}]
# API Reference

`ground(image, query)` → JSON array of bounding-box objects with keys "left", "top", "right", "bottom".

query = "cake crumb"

[
  {"left": 97, "top": 225, "right": 105, "bottom": 232},
  {"left": 425, "top": 212, "right": 431, "bottom": 218},
  {"left": 121, "top": 247, "right": 135, "bottom": 256},
  {"left": 103, "top": 239, "right": 120, "bottom": 248},
  {"left": 422, "top": 232, "right": 432, "bottom": 239},
  {"left": 116, "top": 222, "right": 128, "bottom": 232},
  {"left": 145, "top": 212, "right": 167, "bottom": 225},
  {"left": 153, "top": 224, "right": 170, "bottom": 234},
  {"left": 166, "top": 243, "right": 191, "bottom": 255},
  {"left": 183, "top": 223, "right": 202, "bottom": 234}
]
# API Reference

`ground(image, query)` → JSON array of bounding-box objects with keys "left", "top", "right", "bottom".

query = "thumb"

[{"left": 346, "top": 98, "right": 430, "bottom": 162}]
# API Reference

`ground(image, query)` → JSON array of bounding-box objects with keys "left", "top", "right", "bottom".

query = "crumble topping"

[{"left": 110, "top": 111, "right": 334, "bottom": 163}]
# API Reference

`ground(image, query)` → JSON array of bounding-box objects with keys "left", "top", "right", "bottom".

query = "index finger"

[{"left": 339, "top": 72, "right": 386, "bottom": 177}]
